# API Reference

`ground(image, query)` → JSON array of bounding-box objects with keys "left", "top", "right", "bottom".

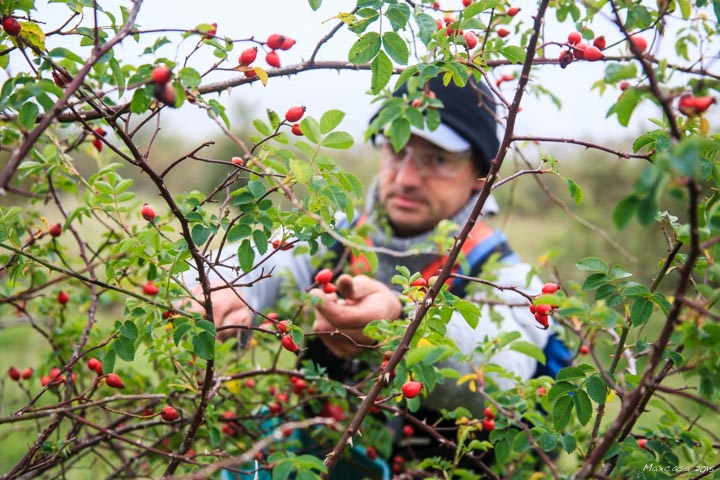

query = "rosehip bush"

[{"left": 0, "top": 1, "right": 719, "bottom": 479}]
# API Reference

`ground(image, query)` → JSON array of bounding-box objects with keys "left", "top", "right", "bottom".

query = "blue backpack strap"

[{"left": 446, "top": 230, "right": 572, "bottom": 379}]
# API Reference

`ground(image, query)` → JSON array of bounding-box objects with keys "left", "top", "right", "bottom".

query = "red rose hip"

[
  {"left": 161, "top": 405, "right": 179, "bottom": 421},
  {"left": 401, "top": 380, "right": 423, "bottom": 398},
  {"left": 285, "top": 105, "right": 306, "bottom": 123}
]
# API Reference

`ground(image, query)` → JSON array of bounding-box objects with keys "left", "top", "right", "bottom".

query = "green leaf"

[
  {"left": 191, "top": 224, "right": 212, "bottom": 246},
  {"left": 548, "top": 381, "right": 575, "bottom": 404},
  {"left": 308, "top": 0, "right": 322, "bottom": 11},
  {"left": 389, "top": 117, "right": 411, "bottom": 152},
  {"left": 414, "top": 13, "right": 437, "bottom": 45},
  {"left": 565, "top": 177, "right": 583, "bottom": 205},
  {"left": 109, "top": 57, "right": 126, "bottom": 96},
  {"left": 556, "top": 366, "right": 587, "bottom": 382},
  {"left": 173, "top": 323, "right": 192, "bottom": 346},
  {"left": 348, "top": 32, "right": 381, "bottom": 64},
  {"left": 510, "top": 341, "right": 546, "bottom": 365},
  {"left": 455, "top": 299, "right": 480, "bottom": 329},
  {"left": 114, "top": 336, "right": 136, "bottom": 362},
  {"left": 179, "top": 67, "right": 202, "bottom": 88},
  {"left": 192, "top": 331, "right": 215, "bottom": 360},
  {"left": 630, "top": 297, "right": 653, "bottom": 326},
  {"left": 585, "top": 375, "right": 607, "bottom": 404},
  {"left": 300, "top": 117, "right": 321, "bottom": 144},
  {"left": 290, "top": 158, "right": 313, "bottom": 183},
  {"left": 319, "top": 109, "right": 345, "bottom": 134},
  {"left": 18, "top": 102, "right": 38, "bottom": 130},
  {"left": 607, "top": 88, "right": 643, "bottom": 126},
  {"left": 385, "top": 3, "right": 411, "bottom": 31},
  {"left": 582, "top": 272, "right": 609, "bottom": 291},
  {"left": 237, "top": 239, "right": 255, "bottom": 273},
  {"left": 553, "top": 394, "right": 574, "bottom": 430},
  {"left": 603, "top": 63, "right": 638, "bottom": 83},
  {"left": 573, "top": 389, "right": 592, "bottom": 425},
  {"left": 196, "top": 319, "right": 217, "bottom": 336},
  {"left": 613, "top": 195, "right": 639, "bottom": 230},
  {"left": 130, "top": 88, "right": 152, "bottom": 114},
  {"left": 498, "top": 45, "right": 526, "bottom": 64},
  {"left": 561, "top": 434, "right": 577, "bottom": 453},
  {"left": 370, "top": 50, "right": 393, "bottom": 95},
  {"left": 382, "top": 31, "right": 409, "bottom": 65},
  {"left": 494, "top": 439, "right": 511, "bottom": 464},
  {"left": 18, "top": 21, "right": 45, "bottom": 51},
  {"left": 576, "top": 257, "right": 608, "bottom": 273},
  {"left": 322, "top": 131, "right": 354, "bottom": 149},
  {"left": 119, "top": 320, "right": 138, "bottom": 340}
]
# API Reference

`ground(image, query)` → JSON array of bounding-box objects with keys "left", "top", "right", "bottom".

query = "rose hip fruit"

[
  {"left": 630, "top": 36, "right": 647, "bottom": 53},
  {"left": 314, "top": 268, "right": 333, "bottom": 284},
  {"left": 541, "top": 283, "right": 559, "bottom": 294},
  {"left": 481, "top": 417, "right": 495, "bottom": 431},
  {"left": 592, "top": 36, "right": 606, "bottom": 50},
  {"left": 507, "top": 7, "right": 520, "bottom": 16},
  {"left": 239, "top": 47, "right": 258, "bottom": 66},
  {"left": 266, "top": 50, "right": 281, "bottom": 68},
  {"left": 141, "top": 203, "right": 156, "bottom": 222},
  {"left": 8, "top": 367, "right": 20, "bottom": 381},
  {"left": 463, "top": 31, "right": 478, "bottom": 49},
  {"left": 161, "top": 405, "right": 179, "bottom": 421},
  {"left": 106, "top": 373, "right": 125, "bottom": 389},
  {"left": 567, "top": 31, "right": 582, "bottom": 45},
  {"left": 57, "top": 291, "right": 70, "bottom": 305},
  {"left": 151, "top": 66, "right": 172, "bottom": 85},
  {"left": 49, "top": 223, "right": 62, "bottom": 237},
  {"left": 143, "top": 281, "right": 159, "bottom": 296},
  {"left": 401, "top": 380, "right": 423, "bottom": 398},
  {"left": 281, "top": 334, "right": 299, "bottom": 353},
  {"left": 497, "top": 28, "right": 510, "bottom": 38},
  {"left": 285, "top": 105, "right": 306, "bottom": 123},
  {"left": 266, "top": 33, "right": 285, "bottom": 50},
  {"left": 583, "top": 45, "right": 603, "bottom": 61},
  {"left": 2, "top": 17, "right": 21, "bottom": 36},
  {"left": 291, "top": 123, "right": 303, "bottom": 136}
]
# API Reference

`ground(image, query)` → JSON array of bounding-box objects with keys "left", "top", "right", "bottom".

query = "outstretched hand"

[
  {"left": 311, "top": 274, "right": 402, "bottom": 357},
  {"left": 187, "top": 280, "right": 252, "bottom": 341}
]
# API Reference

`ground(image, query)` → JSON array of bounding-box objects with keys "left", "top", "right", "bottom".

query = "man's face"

[{"left": 377, "top": 135, "right": 485, "bottom": 237}]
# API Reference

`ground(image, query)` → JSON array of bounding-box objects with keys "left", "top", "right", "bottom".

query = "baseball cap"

[{"left": 371, "top": 76, "right": 499, "bottom": 175}]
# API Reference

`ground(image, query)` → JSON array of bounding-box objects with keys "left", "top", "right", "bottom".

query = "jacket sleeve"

[{"left": 422, "top": 262, "right": 552, "bottom": 417}]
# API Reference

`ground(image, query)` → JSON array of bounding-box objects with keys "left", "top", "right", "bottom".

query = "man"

[{"left": 194, "top": 76, "right": 555, "bottom": 473}]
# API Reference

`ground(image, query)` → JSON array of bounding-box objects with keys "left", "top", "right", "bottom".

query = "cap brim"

[{"left": 410, "top": 123, "right": 471, "bottom": 153}]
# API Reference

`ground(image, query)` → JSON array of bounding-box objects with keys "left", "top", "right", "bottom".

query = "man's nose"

[{"left": 394, "top": 153, "right": 424, "bottom": 186}]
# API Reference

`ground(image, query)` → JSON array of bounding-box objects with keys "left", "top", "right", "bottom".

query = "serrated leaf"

[
  {"left": 582, "top": 272, "right": 609, "bottom": 291},
  {"left": 237, "top": 239, "right": 255, "bottom": 273},
  {"left": 131, "top": 88, "right": 152, "bottom": 114},
  {"left": 556, "top": 366, "right": 587, "bottom": 382},
  {"left": 565, "top": 177, "right": 583, "bottom": 205},
  {"left": 561, "top": 434, "right": 577, "bottom": 453},
  {"left": 319, "top": 109, "right": 345, "bottom": 134},
  {"left": 109, "top": 57, "right": 126, "bottom": 96},
  {"left": 389, "top": 117, "right": 411, "bottom": 152},
  {"left": 573, "top": 389, "right": 592, "bottom": 425},
  {"left": 18, "top": 21, "right": 45, "bottom": 51},
  {"left": 290, "top": 158, "right": 313, "bottom": 183},
  {"left": 173, "top": 323, "right": 193, "bottom": 346},
  {"left": 553, "top": 394, "right": 574, "bottom": 430},
  {"left": 119, "top": 320, "right": 138, "bottom": 340},
  {"left": 191, "top": 224, "right": 212, "bottom": 246},
  {"left": 114, "top": 336, "right": 135, "bottom": 362},
  {"left": 322, "top": 131, "right": 354, "bottom": 149},
  {"left": 382, "top": 31, "right": 409, "bottom": 65},
  {"left": 613, "top": 195, "right": 639, "bottom": 230},
  {"left": 196, "top": 319, "right": 217, "bottom": 336},
  {"left": 630, "top": 297, "right": 653, "bottom": 326},
  {"left": 385, "top": 3, "right": 411, "bottom": 31},
  {"left": 348, "top": 32, "right": 381, "bottom": 64},
  {"left": 576, "top": 257, "right": 608, "bottom": 273},
  {"left": 585, "top": 375, "right": 607, "bottom": 404},
  {"left": 510, "top": 341, "right": 546, "bottom": 365},
  {"left": 607, "top": 88, "right": 643, "bottom": 126},
  {"left": 192, "top": 331, "right": 215, "bottom": 360},
  {"left": 300, "top": 117, "right": 321, "bottom": 144},
  {"left": 18, "top": 102, "right": 38, "bottom": 130},
  {"left": 499, "top": 46, "right": 526, "bottom": 64},
  {"left": 415, "top": 13, "right": 437, "bottom": 45},
  {"left": 370, "top": 50, "right": 393, "bottom": 94}
]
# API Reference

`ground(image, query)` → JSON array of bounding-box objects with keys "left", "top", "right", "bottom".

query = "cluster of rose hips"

[
  {"left": 529, "top": 282, "right": 560, "bottom": 329},
  {"left": 284, "top": 105, "right": 306, "bottom": 137},
  {"left": 481, "top": 406, "right": 496, "bottom": 431},
  {"left": 238, "top": 33, "right": 296, "bottom": 76},
  {"left": 430, "top": 4, "right": 519, "bottom": 50},
  {"left": 678, "top": 93, "right": 715, "bottom": 117},
  {"left": 314, "top": 267, "right": 336, "bottom": 294},
  {"left": 91, "top": 126, "right": 106, "bottom": 152},
  {"left": 8, "top": 366, "right": 33, "bottom": 382},
  {"left": 2, "top": 16, "right": 21, "bottom": 36},
  {"left": 150, "top": 65, "right": 176, "bottom": 107}
]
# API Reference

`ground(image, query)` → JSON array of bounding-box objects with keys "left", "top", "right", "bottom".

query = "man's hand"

[
  {"left": 311, "top": 274, "right": 403, "bottom": 358},
  {"left": 187, "top": 280, "right": 252, "bottom": 340}
]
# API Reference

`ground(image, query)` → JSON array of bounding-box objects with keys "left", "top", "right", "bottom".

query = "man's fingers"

[{"left": 336, "top": 274, "right": 355, "bottom": 299}]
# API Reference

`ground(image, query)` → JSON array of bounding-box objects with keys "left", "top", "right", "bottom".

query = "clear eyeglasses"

[{"left": 379, "top": 141, "right": 473, "bottom": 179}]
